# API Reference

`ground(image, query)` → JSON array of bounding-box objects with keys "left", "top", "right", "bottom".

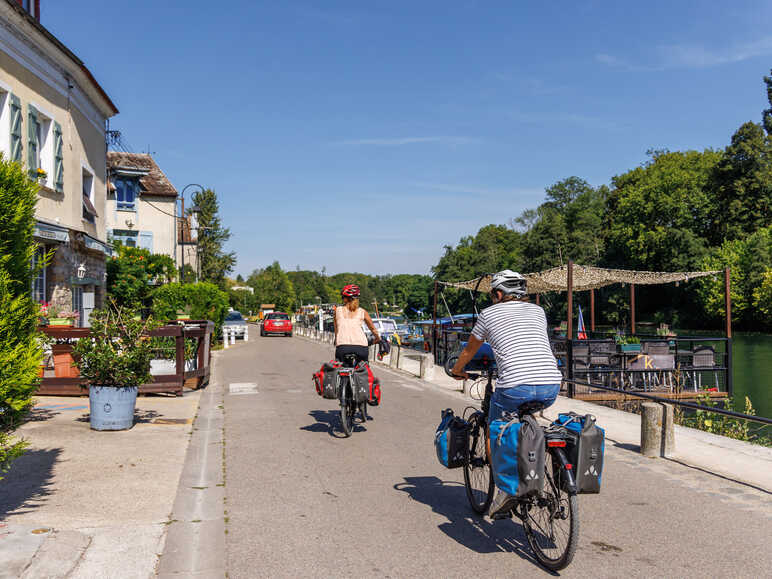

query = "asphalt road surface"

[{"left": 223, "top": 334, "right": 772, "bottom": 578}]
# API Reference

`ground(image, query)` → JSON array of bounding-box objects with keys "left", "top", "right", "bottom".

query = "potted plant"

[
  {"left": 616, "top": 334, "right": 641, "bottom": 352},
  {"left": 176, "top": 307, "right": 191, "bottom": 321},
  {"left": 72, "top": 303, "right": 157, "bottom": 431},
  {"left": 48, "top": 305, "right": 79, "bottom": 326}
]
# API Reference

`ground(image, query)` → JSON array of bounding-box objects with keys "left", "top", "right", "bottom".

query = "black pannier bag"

[
  {"left": 434, "top": 409, "right": 468, "bottom": 469},
  {"left": 313, "top": 360, "right": 341, "bottom": 399},
  {"left": 553, "top": 412, "right": 605, "bottom": 494},
  {"left": 516, "top": 414, "right": 546, "bottom": 497}
]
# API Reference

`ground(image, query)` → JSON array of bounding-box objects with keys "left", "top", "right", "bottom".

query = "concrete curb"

[{"left": 156, "top": 353, "right": 226, "bottom": 578}]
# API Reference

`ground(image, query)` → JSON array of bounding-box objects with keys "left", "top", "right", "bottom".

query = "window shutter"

[
  {"left": 9, "top": 94, "right": 22, "bottom": 163},
  {"left": 138, "top": 231, "right": 153, "bottom": 252},
  {"left": 53, "top": 121, "right": 63, "bottom": 192},
  {"left": 27, "top": 104, "right": 38, "bottom": 174}
]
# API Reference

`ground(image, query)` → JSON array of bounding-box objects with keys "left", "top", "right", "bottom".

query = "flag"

[{"left": 577, "top": 304, "right": 588, "bottom": 340}]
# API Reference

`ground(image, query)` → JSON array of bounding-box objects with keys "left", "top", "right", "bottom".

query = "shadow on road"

[
  {"left": 394, "top": 476, "right": 545, "bottom": 569},
  {"left": 0, "top": 448, "right": 61, "bottom": 520},
  {"left": 300, "top": 410, "right": 366, "bottom": 438}
]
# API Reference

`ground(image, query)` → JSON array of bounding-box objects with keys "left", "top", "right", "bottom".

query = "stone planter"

[
  {"left": 88, "top": 385, "right": 138, "bottom": 431},
  {"left": 52, "top": 344, "right": 79, "bottom": 378}
]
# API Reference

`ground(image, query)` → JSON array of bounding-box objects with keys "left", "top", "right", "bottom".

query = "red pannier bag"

[
  {"left": 313, "top": 360, "right": 341, "bottom": 399},
  {"left": 353, "top": 361, "right": 381, "bottom": 406}
]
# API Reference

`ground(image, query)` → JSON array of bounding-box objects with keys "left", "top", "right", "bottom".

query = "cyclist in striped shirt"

[{"left": 450, "top": 269, "right": 562, "bottom": 516}]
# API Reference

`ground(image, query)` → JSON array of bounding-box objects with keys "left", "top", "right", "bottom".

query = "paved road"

[{"left": 222, "top": 334, "right": 771, "bottom": 578}]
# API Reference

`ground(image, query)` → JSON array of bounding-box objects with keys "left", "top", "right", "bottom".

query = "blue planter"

[
  {"left": 620, "top": 343, "right": 642, "bottom": 353},
  {"left": 89, "top": 385, "right": 138, "bottom": 431}
]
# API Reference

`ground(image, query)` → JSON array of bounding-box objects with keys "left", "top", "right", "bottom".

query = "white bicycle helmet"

[{"left": 490, "top": 269, "right": 527, "bottom": 297}]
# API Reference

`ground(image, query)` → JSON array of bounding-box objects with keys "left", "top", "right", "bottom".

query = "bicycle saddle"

[
  {"left": 341, "top": 354, "right": 358, "bottom": 368},
  {"left": 518, "top": 401, "right": 547, "bottom": 417}
]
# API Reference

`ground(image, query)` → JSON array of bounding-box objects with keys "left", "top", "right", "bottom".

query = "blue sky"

[{"left": 46, "top": 1, "right": 772, "bottom": 276}]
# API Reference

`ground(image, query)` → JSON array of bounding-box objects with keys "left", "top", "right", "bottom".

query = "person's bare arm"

[
  {"left": 333, "top": 307, "right": 338, "bottom": 339},
  {"left": 363, "top": 311, "right": 380, "bottom": 342},
  {"left": 450, "top": 334, "right": 484, "bottom": 380}
]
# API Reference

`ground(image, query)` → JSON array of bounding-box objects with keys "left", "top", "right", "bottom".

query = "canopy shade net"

[{"left": 437, "top": 265, "right": 722, "bottom": 294}]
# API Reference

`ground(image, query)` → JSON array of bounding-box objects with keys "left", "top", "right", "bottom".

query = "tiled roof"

[{"left": 107, "top": 152, "right": 177, "bottom": 197}]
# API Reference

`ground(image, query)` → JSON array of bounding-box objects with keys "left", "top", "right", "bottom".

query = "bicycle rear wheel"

[
  {"left": 463, "top": 412, "right": 494, "bottom": 514},
  {"left": 339, "top": 379, "right": 353, "bottom": 437},
  {"left": 522, "top": 455, "right": 579, "bottom": 571}
]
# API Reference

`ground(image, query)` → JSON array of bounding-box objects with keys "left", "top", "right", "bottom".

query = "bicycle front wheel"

[
  {"left": 463, "top": 412, "right": 494, "bottom": 514},
  {"left": 523, "top": 456, "right": 579, "bottom": 571},
  {"left": 339, "top": 380, "right": 353, "bottom": 437}
]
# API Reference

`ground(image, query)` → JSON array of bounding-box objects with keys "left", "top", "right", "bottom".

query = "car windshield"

[
  {"left": 267, "top": 313, "right": 289, "bottom": 320},
  {"left": 225, "top": 312, "right": 244, "bottom": 321}
]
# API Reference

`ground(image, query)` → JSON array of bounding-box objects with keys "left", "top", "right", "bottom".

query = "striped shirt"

[{"left": 471, "top": 301, "right": 562, "bottom": 388}]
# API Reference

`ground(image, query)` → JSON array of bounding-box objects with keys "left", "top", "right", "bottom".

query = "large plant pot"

[
  {"left": 88, "top": 385, "right": 138, "bottom": 431},
  {"left": 52, "top": 344, "right": 79, "bottom": 378},
  {"left": 150, "top": 359, "right": 176, "bottom": 376}
]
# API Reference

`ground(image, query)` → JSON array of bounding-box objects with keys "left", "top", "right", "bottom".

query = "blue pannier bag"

[
  {"left": 490, "top": 414, "right": 545, "bottom": 497},
  {"left": 553, "top": 412, "right": 605, "bottom": 494},
  {"left": 434, "top": 409, "right": 468, "bottom": 469}
]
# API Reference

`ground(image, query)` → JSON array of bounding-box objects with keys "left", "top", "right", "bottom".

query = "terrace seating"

[{"left": 691, "top": 346, "right": 719, "bottom": 391}]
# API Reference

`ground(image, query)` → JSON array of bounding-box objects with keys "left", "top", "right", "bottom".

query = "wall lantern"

[{"left": 77, "top": 263, "right": 86, "bottom": 279}]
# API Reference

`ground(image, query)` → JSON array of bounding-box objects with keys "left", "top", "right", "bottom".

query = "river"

[{"left": 730, "top": 332, "right": 772, "bottom": 420}]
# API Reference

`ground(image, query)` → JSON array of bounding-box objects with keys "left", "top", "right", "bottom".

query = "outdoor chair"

[
  {"left": 571, "top": 344, "right": 591, "bottom": 381},
  {"left": 589, "top": 339, "right": 615, "bottom": 386},
  {"left": 643, "top": 340, "right": 670, "bottom": 355},
  {"left": 691, "top": 346, "right": 719, "bottom": 391}
]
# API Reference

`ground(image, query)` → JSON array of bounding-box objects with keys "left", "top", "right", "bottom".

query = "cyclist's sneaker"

[{"left": 488, "top": 490, "right": 516, "bottom": 519}]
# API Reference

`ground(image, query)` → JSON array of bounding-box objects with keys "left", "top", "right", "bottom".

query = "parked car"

[
  {"left": 223, "top": 310, "right": 248, "bottom": 338},
  {"left": 262, "top": 312, "right": 293, "bottom": 337}
]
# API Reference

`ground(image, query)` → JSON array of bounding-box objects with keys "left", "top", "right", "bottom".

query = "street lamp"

[{"left": 178, "top": 183, "right": 204, "bottom": 282}]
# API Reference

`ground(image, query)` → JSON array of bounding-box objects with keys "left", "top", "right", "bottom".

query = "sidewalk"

[
  {"left": 368, "top": 349, "right": 772, "bottom": 494},
  {"left": 0, "top": 388, "right": 202, "bottom": 578}
]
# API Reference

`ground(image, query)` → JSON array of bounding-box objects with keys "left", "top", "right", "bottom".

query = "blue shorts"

[{"left": 488, "top": 384, "right": 561, "bottom": 424}]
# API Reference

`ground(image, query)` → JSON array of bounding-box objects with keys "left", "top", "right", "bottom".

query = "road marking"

[{"left": 229, "top": 382, "right": 258, "bottom": 395}]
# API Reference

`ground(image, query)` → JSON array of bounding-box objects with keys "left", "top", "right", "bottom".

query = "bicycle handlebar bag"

[
  {"left": 313, "top": 360, "right": 341, "bottom": 399},
  {"left": 434, "top": 408, "right": 468, "bottom": 469},
  {"left": 490, "top": 414, "right": 545, "bottom": 497},
  {"left": 553, "top": 412, "right": 605, "bottom": 493}
]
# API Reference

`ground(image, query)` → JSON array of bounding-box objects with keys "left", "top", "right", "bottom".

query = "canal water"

[{"left": 729, "top": 332, "right": 772, "bottom": 420}]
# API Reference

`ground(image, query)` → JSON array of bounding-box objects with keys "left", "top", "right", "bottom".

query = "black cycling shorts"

[{"left": 335, "top": 345, "right": 369, "bottom": 366}]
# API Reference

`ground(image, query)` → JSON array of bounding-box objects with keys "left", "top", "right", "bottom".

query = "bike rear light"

[
  {"left": 547, "top": 440, "right": 566, "bottom": 447},
  {"left": 565, "top": 464, "right": 573, "bottom": 470}
]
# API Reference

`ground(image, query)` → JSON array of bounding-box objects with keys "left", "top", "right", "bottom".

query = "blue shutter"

[
  {"left": 9, "top": 94, "right": 22, "bottom": 163},
  {"left": 27, "top": 104, "right": 38, "bottom": 175},
  {"left": 53, "top": 121, "right": 63, "bottom": 192},
  {"left": 138, "top": 231, "right": 153, "bottom": 252}
]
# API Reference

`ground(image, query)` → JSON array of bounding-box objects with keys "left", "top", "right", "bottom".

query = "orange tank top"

[{"left": 335, "top": 306, "right": 367, "bottom": 347}]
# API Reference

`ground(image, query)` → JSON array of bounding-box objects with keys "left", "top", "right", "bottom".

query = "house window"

[
  {"left": 27, "top": 104, "right": 53, "bottom": 183},
  {"left": 114, "top": 177, "right": 138, "bottom": 211},
  {"left": 22, "top": 0, "right": 36, "bottom": 18},
  {"left": 110, "top": 229, "right": 139, "bottom": 247},
  {"left": 31, "top": 245, "right": 46, "bottom": 303},
  {"left": 0, "top": 89, "right": 9, "bottom": 157},
  {"left": 82, "top": 167, "right": 97, "bottom": 223}
]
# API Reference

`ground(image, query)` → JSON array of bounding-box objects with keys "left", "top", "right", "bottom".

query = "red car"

[{"left": 261, "top": 312, "right": 293, "bottom": 337}]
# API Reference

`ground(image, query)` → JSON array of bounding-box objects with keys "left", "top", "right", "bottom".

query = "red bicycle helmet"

[{"left": 341, "top": 284, "right": 360, "bottom": 298}]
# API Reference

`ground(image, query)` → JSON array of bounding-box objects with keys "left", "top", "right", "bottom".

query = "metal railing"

[{"left": 563, "top": 378, "right": 771, "bottom": 426}]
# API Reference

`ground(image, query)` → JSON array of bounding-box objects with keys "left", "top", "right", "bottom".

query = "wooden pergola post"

[
  {"left": 535, "top": 293, "right": 540, "bottom": 306},
  {"left": 567, "top": 260, "right": 574, "bottom": 340},
  {"left": 567, "top": 261, "right": 574, "bottom": 398},
  {"left": 590, "top": 288, "right": 595, "bottom": 334},
  {"left": 431, "top": 281, "right": 438, "bottom": 362},
  {"left": 725, "top": 268, "right": 733, "bottom": 396},
  {"left": 630, "top": 283, "right": 636, "bottom": 335}
]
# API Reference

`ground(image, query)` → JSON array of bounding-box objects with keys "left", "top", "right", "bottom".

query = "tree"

[
  {"left": 194, "top": 188, "right": 236, "bottom": 287},
  {"left": 604, "top": 150, "right": 721, "bottom": 271},
  {"left": 107, "top": 245, "right": 176, "bottom": 307},
  {"left": 0, "top": 156, "right": 43, "bottom": 476},
  {"left": 710, "top": 122, "right": 772, "bottom": 243},
  {"left": 247, "top": 262, "right": 296, "bottom": 312}
]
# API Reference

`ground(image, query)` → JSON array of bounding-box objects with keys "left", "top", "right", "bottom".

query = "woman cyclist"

[{"left": 334, "top": 284, "right": 381, "bottom": 365}]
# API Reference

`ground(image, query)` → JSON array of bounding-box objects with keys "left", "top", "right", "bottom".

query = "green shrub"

[
  {"left": 677, "top": 393, "right": 770, "bottom": 447},
  {"left": 0, "top": 156, "right": 44, "bottom": 477},
  {"left": 72, "top": 304, "right": 159, "bottom": 387},
  {"left": 152, "top": 282, "right": 229, "bottom": 334},
  {"left": 106, "top": 245, "right": 176, "bottom": 307}
]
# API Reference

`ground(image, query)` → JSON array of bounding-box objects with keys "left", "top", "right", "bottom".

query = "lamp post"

[
  {"left": 178, "top": 184, "right": 204, "bottom": 282},
  {"left": 315, "top": 296, "right": 322, "bottom": 331}
]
